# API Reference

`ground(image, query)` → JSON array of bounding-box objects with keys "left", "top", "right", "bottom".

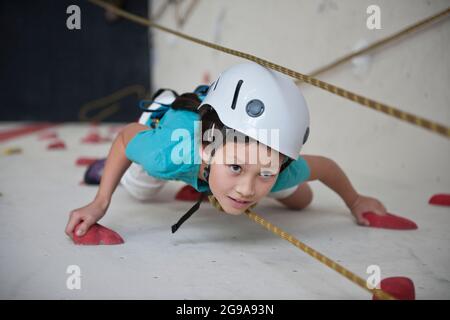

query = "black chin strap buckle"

[{"left": 171, "top": 192, "right": 208, "bottom": 233}]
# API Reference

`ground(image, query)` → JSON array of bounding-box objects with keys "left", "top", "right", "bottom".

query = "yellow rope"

[
  {"left": 79, "top": 84, "right": 146, "bottom": 122},
  {"left": 207, "top": 195, "right": 394, "bottom": 299},
  {"left": 89, "top": 0, "right": 450, "bottom": 138},
  {"left": 301, "top": 7, "right": 450, "bottom": 79},
  {"left": 245, "top": 210, "right": 396, "bottom": 300}
]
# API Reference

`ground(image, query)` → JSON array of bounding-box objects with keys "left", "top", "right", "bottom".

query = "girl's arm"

[
  {"left": 303, "top": 155, "right": 387, "bottom": 225},
  {"left": 95, "top": 123, "right": 148, "bottom": 206},
  {"left": 303, "top": 155, "right": 359, "bottom": 208},
  {"left": 65, "top": 123, "right": 148, "bottom": 237}
]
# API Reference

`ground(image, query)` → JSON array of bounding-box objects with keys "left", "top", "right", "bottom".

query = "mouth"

[{"left": 227, "top": 196, "right": 253, "bottom": 208}]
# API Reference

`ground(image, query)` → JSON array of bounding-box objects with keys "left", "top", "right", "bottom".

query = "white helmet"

[{"left": 198, "top": 62, "right": 310, "bottom": 160}]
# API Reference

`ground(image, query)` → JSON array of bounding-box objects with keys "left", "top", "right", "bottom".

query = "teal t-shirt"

[{"left": 125, "top": 108, "right": 310, "bottom": 193}]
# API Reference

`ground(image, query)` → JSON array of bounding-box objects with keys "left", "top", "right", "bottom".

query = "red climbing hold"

[
  {"left": 108, "top": 125, "right": 125, "bottom": 134},
  {"left": 363, "top": 212, "right": 418, "bottom": 230},
  {"left": 81, "top": 132, "right": 111, "bottom": 144},
  {"left": 81, "top": 132, "right": 102, "bottom": 143},
  {"left": 73, "top": 223, "right": 124, "bottom": 245},
  {"left": 75, "top": 157, "right": 99, "bottom": 166},
  {"left": 47, "top": 140, "right": 66, "bottom": 149},
  {"left": 429, "top": 194, "right": 450, "bottom": 207},
  {"left": 38, "top": 131, "right": 58, "bottom": 140},
  {"left": 373, "top": 277, "right": 415, "bottom": 300},
  {"left": 175, "top": 185, "right": 207, "bottom": 201}
]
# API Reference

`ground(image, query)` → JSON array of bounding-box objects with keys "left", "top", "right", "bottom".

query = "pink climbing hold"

[
  {"left": 73, "top": 223, "right": 124, "bottom": 245},
  {"left": 363, "top": 212, "right": 418, "bottom": 230},
  {"left": 373, "top": 277, "right": 415, "bottom": 300},
  {"left": 47, "top": 140, "right": 66, "bottom": 150},
  {"left": 429, "top": 193, "right": 450, "bottom": 207},
  {"left": 75, "top": 157, "right": 99, "bottom": 166},
  {"left": 175, "top": 185, "right": 207, "bottom": 202}
]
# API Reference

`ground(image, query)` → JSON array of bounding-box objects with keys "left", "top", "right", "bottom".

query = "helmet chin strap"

[
  {"left": 171, "top": 148, "right": 215, "bottom": 233},
  {"left": 171, "top": 192, "right": 208, "bottom": 233}
]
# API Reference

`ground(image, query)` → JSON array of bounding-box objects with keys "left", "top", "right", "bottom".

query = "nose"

[{"left": 235, "top": 176, "right": 255, "bottom": 199}]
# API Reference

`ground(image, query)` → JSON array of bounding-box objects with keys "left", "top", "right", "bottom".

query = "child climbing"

[{"left": 65, "top": 62, "right": 392, "bottom": 239}]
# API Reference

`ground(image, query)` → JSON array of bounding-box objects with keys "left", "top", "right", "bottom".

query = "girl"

[{"left": 65, "top": 62, "right": 387, "bottom": 238}]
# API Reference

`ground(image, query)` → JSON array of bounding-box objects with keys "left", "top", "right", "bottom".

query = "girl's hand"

[
  {"left": 349, "top": 194, "right": 387, "bottom": 226},
  {"left": 65, "top": 199, "right": 109, "bottom": 238}
]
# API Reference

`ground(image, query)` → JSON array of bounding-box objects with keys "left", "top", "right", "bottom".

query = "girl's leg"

[
  {"left": 270, "top": 182, "right": 313, "bottom": 210},
  {"left": 120, "top": 163, "right": 166, "bottom": 201}
]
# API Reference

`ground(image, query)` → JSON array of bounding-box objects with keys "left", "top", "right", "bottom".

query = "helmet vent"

[
  {"left": 231, "top": 80, "right": 243, "bottom": 110},
  {"left": 246, "top": 99, "right": 265, "bottom": 117},
  {"left": 303, "top": 127, "right": 310, "bottom": 144},
  {"left": 213, "top": 76, "right": 220, "bottom": 90}
]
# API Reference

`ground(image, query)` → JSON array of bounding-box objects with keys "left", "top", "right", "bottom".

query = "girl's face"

[{"left": 202, "top": 141, "right": 284, "bottom": 215}]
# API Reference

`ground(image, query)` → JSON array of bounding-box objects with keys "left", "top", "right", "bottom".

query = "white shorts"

[
  {"left": 121, "top": 162, "right": 166, "bottom": 201},
  {"left": 267, "top": 185, "right": 299, "bottom": 199}
]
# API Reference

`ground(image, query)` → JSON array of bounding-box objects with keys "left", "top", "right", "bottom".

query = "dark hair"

[
  {"left": 170, "top": 92, "right": 290, "bottom": 168},
  {"left": 171, "top": 93, "right": 231, "bottom": 146}
]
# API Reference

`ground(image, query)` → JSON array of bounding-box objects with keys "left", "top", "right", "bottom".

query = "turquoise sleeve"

[
  {"left": 270, "top": 156, "right": 311, "bottom": 193},
  {"left": 124, "top": 109, "right": 200, "bottom": 181},
  {"left": 125, "top": 129, "right": 164, "bottom": 177}
]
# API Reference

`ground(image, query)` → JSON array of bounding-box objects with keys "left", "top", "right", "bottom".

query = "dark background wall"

[{"left": 0, "top": 0, "right": 151, "bottom": 122}]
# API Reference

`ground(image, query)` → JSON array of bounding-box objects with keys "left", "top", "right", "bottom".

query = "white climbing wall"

[{"left": 0, "top": 0, "right": 449, "bottom": 300}]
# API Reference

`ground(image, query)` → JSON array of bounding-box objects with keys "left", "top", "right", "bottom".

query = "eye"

[
  {"left": 229, "top": 165, "right": 242, "bottom": 174},
  {"left": 260, "top": 171, "right": 276, "bottom": 178}
]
